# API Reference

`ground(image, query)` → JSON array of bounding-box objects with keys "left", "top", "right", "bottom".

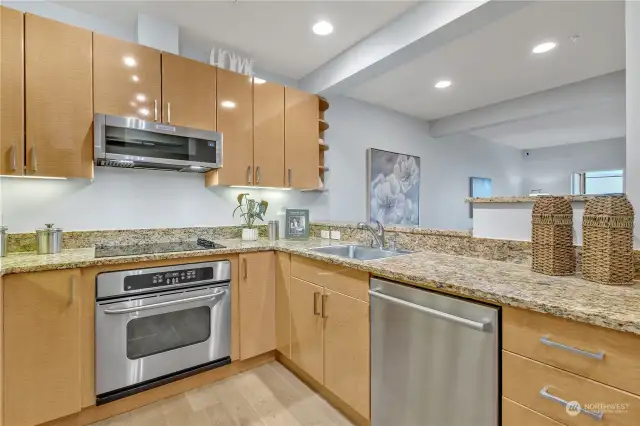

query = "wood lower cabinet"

[
  {"left": 161, "top": 53, "right": 216, "bottom": 130},
  {"left": 275, "top": 252, "right": 292, "bottom": 357},
  {"left": 25, "top": 14, "right": 93, "bottom": 179},
  {"left": 3, "top": 269, "right": 82, "bottom": 426},
  {"left": 206, "top": 68, "right": 253, "bottom": 186},
  {"left": 0, "top": 6, "right": 24, "bottom": 176},
  {"left": 93, "top": 33, "right": 161, "bottom": 121},
  {"left": 290, "top": 277, "right": 324, "bottom": 384},
  {"left": 254, "top": 80, "right": 285, "bottom": 187},
  {"left": 285, "top": 87, "right": 319, "bottom": 189},
  {"left": 239, "top": 252, "right": 275, "bottom": 360},
  {"left": 503, "top": 397, "right": 564, "bottom": 426},
  {"left": 323, "top": 289, "right": 370, "bottom": 419}
]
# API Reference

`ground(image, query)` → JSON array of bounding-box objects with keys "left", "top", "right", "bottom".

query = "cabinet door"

[
  {"left": 275, "top": 252, "right": 291, "bottom": 357},
  {"left": 254, "top": 80, "right": 284, "bottom": 187},
  {"left": 239, "top": 252, "right": 275, "bottom": 360},
  {"left": 25, "top": 14, "right": 93, "bottom": 179},
  {"left": 206, "top": 68, "right": 253, "bottom": 186},
  {"left": 285, "top": 87, "right": 319, "bottom": 189},
  {"left": 161, "top": 53, "right": 216, "bottom": 130},
  {"left": 0, "top": 6, "right": 24, "bottom": 176},
  {"left": 290, "top": 277, "right": 324, "bottom": 383},
  {"left": 4, "top": 270, "right": 82, "bottom": 426},
  {"left": 323, "top": 289, "right": 370, "bottom": 419},
  {"left": 93, "top": 33, "right": 161, "bottom": 121}
]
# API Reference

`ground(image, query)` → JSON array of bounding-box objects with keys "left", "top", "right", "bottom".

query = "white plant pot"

[{"left": 242, "top": 228, "right": 258, "bottom": 241}]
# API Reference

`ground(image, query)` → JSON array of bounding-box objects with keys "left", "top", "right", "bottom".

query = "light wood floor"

[{"left": 92, "top": 362, "right": 355, "bottom": 426}]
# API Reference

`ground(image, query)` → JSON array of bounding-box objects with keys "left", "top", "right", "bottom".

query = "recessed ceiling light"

[
  {"left": 132, "top": 75, "right": 140, "bottom": 82},
  {"left": 221, "top": 100, "right": 236, "bottom": 109},
  {"left": 253, "top": 77, "right": 266, "bottom": 85},
  {"left": 435, "top": 80, "right": 452, "bottom": 89},
  {"left": 123, "top": 56, "right": 137, "bottom": 67},
  {"left": 532, "top": 41, "right": 557, "bottom": 54},
  {"left": 313, "top": 20, "right": 334, "bottom": 36}
]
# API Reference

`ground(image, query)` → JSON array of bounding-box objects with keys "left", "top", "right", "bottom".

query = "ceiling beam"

[
  {"left": 429, "top": 71, "right": 625, "bottom": 137},
  {"left": 298, "top": 0, "right": 531, "bottom": 95}
]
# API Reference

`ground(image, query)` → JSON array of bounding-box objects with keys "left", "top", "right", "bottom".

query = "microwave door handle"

[{"left": 103, "top": 290, "right": 226, "bottom": 314}]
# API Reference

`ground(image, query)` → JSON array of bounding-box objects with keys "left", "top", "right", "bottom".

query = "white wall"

[
  {"left": 325, "top": 96, "right": 523, "bottom": 231},
  {"left": 1, "top": 168, "right": 329, "bottom": 233},
  {"left": 521, "top": 137, "right": 626, "bottom": 195},
  {"left": 627, "top": 0, "right": 640, "bottom": 248}
]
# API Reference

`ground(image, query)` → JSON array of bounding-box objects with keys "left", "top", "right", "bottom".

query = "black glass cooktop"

[{"left": 95, "top": 238, "right": 226, "bottom": 258}]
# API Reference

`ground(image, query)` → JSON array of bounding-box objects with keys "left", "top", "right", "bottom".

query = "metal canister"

[
  {"left": 36, "top": 224, "right": 63, "bottom": 254},
  {"left": 0, "top": 226, "right": 7, "bottom": 257},
  {"left": 268, "top": 220, "right": 279, "bottom": 241}
]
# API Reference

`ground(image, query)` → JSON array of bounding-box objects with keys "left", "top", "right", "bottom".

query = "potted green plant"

[{"left": 233, "top": 193, "right": 268, "bottom": 241}]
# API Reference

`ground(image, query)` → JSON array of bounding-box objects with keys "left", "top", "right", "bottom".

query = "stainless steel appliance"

[
  {"left": 94, "top": 238, "right": 226, "bottom": 258},
  {"left": 36, "top": 223, "right": 63, "bottom": 254},
  {"left": 0, "top": 226, "right": 7, "bottom": 257},
  {"left": 370, "top": 278, "right": 499, "bottom": 426},
  {"left": 94, "top": 113, "right": 222, "bottom": 172},
  {"left": 95, "top": 261, "right": 231, "bottom": 404}
]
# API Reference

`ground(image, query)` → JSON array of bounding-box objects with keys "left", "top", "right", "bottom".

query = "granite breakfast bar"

[{"left": 2, "top": 237, "right": 640, "bottom": 335}]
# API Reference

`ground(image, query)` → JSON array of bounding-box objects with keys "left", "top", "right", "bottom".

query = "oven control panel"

[{"left": 124, "top": 267, "right": 214, "bottom": 292}]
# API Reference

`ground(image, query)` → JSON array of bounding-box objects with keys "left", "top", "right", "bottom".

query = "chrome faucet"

[{"left": 357, "top": 221, "right": 385, "bottom": 249}]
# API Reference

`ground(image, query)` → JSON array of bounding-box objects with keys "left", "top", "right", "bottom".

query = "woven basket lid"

[
  {"left": 584, "top": 195, "right": 634, "bottom": 217},
  {"left": 532, "top": 196, "right": 573, "bottom": 215}
]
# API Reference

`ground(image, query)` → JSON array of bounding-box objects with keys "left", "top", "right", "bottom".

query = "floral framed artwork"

[{"left": 367, "top": 148, "right": 420, "bottom": 226}]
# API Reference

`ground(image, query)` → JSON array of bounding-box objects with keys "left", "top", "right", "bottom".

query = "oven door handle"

[{"left": 103, "top": 289, "right": 227, "bottom": 314}]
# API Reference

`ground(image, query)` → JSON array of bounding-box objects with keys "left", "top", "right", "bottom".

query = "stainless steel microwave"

[{"left": 94, "top": 114, "right": 222, "bottom": 173}]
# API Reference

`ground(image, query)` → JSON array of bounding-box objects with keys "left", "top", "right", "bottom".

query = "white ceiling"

[
  {"left": 469, "top": 97, "right": 626, "bottom": 150},
  {"left": 347, "top": 0, "right": 625, "bottom": 121},
  {"left": 55, "top": 0, "right": 415, "bottom": 79}
]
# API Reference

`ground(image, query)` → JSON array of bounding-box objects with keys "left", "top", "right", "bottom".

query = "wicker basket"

[
  {"left": 582, "top": 195, "right": 634, "bottom": 285},
  {"left": 531, "top": 197, "right": 575, "bottom": 276}
]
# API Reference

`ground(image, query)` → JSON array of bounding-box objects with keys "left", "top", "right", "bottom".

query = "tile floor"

[{"left": 92, "top": 362, "right": 354, "bottom": 426}]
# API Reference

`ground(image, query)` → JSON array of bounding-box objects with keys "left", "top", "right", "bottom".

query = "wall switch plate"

[
  {"left": 330, "top": 230, "right": 341, "bottom": 240},
  {"left": 320, "top": 230, "right": 331, "bottom": 239}
]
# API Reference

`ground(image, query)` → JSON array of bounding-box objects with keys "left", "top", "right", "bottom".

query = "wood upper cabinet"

[
  {"left": 25, "top": 14, "right": 93, "bottom": 178},
  {"left": 290, "top": 277, "right": 324, "bottom": 384},
  {"left": 3, "top": 269, "right": 82, "bottom": 426},
  {"left": 239, "top": 252, "right": 275, "bottom": 360},
  {"left": 285, "top": 87, "right": 319, "bottom": 189},
  {"left": 206, "top": 68, "right": 253, "bottom": 186},
  {"left": 0, "top": 6, "right": 24, "bottom": 176},
  {"left": 323, "top": 289, "right": 370, "bottom": 419},
  {"left": 275, "top": 252, "right": 292, "bottom": 357},
  {"left": 254, "top": 80, "right": 285, "bottom": 187},
  {"left": 161, "top": 52, "right": 216, "bottom": 130},
  {"left": 93, "top": 33, "right": 161, "bottom": 121}
]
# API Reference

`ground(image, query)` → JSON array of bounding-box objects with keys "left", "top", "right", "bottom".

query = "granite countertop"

[
  {"left": 466, "top": 195, "right": 595, "bottom": 203},
  {"left": 2, "top": 238, "right": 639, "bottom": 335}
]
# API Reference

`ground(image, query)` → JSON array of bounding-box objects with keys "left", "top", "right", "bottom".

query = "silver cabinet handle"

[
  {"left": 69, "top": 276, "right": 75, "bottom": 306},
  {"left": 167, "top": 102, "right": 171, "bottom": 123},
  {"left": 31, "top": 146, "right": 37, "bottom": 172},
  {"left": 242, "top": 257, "right": 248, "bottom": 279},
  {"left": 288, "top": 168, "right": 292, "bottom": 187},
  {"left": 154, "top": 99, "right": 158, "bottom": 122},
  {"left": 313, "top": 292, "right": 320, "bottom": 316},
  {"left": 321, "top": 294, "right": 328, "bottom": 319},
  {"left": 247, "top": 165, "right": 252, "bottom": 184},
  {"left": 540, "top": 337, "right": 605, "bottom": 360},
  {"left": 539, "top": 387, "right": 604, "bottom": 421},
  {"left": 104, "top": 290, "right": 226, "bottom": 314},
  {"left": 256, "top": 166, "right": 261, "bottom": 185},
  {"left": 10, "top": 142, "right": 16, "bottom": 171},
  {"left": 369, "top": 290, "right": 491, "bottom": 332}
]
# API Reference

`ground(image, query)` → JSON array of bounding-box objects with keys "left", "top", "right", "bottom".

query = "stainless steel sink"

[{"left": 309, "top": 244, "right": 413, "bottom": 261}]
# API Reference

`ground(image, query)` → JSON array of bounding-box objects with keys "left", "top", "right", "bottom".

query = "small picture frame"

[{"left": 285, "top": 209, "right": 310, "bottom": 240}]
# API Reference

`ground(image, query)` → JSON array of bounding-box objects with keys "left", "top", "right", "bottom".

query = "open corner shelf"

[
  {"left": 319, "top": 96, "right": 330, "bottom": 112},
  {"left": 319, "top": 119, "right": 329, "bottom": 132}
]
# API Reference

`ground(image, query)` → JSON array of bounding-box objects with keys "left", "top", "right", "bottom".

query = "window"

[{"left": 571, "top": 170, "right": 624, "bottom": 195}]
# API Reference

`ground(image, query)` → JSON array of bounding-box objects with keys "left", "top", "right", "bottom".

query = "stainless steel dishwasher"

[{"left": 370, "top": 277, "right": 500, "bottom": 426}]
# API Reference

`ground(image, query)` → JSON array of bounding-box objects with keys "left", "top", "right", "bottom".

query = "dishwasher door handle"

[{"left": 369, "top": 290, "right": 492, "bottom": 332}]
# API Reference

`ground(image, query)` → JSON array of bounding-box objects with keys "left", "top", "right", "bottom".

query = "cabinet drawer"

[
  {"left": 503, "top": 397, "right": 564, "bottom": 426},
  {"left": 291, "top": 255, "right": 368, "bottom": 301},
  {"left": 503, "top": 351, "right": 640, "bottom": 426},
  {"left": 503, "top": 306, "right": 640, "bottom": 395}
]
